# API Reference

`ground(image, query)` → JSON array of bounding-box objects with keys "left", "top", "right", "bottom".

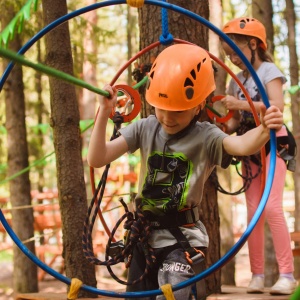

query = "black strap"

[
  {"left": 147, "top": 206, "right": 199, "bottom": 229},
  {"left": 145, "top": 207, "right": 205, "bottom": 265},
  {"left": 265, "top": 125, "right": 297, "bottom": 160},
  {"left": 168, "top": 227, "right": 205, "bottom": 265},
  {"left": 168, "top": 227, "right": 192, "bottom": 250}
]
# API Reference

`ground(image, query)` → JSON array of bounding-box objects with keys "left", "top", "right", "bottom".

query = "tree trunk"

[
  {"left": 138, "top": 0, "right": 221, "bottom": 294},
  {"left": 80, "top": 0, "right": 98, "bottom": 200},
  {"left": 209, "top": 0, "right": 236, "bottom": 286},
  {"left": 285, "top": 0, "right": 300, "bottom": 279},
  {"left": 1, "top": 2, "right": 38, "bottom": 295},
  {"left": 35, "top": 37, "right": 46, "bottom": 193},
  {"left": 41, "top": 0, "right": 97, "bottom": 297},
  {"left": 252, "top": 0, "right": 274, "bottom": 53}
]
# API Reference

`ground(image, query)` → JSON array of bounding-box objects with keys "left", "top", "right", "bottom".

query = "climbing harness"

[{"left": 265, "top": 125, "right": 297, "bottom": 172}]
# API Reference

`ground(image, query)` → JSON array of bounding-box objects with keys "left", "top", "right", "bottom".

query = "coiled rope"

[{"left": 82, "top": 113, "right": 156, "bottom": 285}]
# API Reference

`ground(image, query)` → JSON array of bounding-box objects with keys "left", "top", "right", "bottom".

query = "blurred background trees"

[{"left": 0, "top": 0, "right": 299, "bottom": 296}]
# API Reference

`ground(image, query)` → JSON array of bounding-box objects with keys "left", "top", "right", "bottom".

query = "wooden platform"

[
  {"left": 208, "top": 286, "right": 293, "bottom": 299},
  {"left": 16, "top": 285, "right": 295, "bottom": 300},
  {"left": 16, "top": 292, "right": 122, "bottom": 300}
]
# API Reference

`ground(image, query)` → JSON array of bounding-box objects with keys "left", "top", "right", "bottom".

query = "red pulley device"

[{"left": 109, "top": 84, "right": 141, "bottom": 123}]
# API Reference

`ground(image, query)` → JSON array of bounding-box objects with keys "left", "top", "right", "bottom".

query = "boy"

[{"left": 87, "top": 44, "right": 283, "bottom": 299}]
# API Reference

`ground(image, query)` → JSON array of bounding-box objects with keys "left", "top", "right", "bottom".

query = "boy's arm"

[
  {"left": 87, "top": 85, "right": 129, "bottom": 168},
  {"left": 222, "top": 104, "right": 283, "bottom": 156}
]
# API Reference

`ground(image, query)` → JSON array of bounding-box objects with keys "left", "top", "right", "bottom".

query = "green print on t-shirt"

[{"left": 141, "top": 151, "right": 192, "bottom": 212}]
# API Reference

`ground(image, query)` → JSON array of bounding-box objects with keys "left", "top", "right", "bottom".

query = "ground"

[{"left": 0, "top": 244, "right": 298, "bottom": 300}]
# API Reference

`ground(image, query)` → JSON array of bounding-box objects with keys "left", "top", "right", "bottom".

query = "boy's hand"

[
  {"left": 99, "top": 84, "right": 118, "bottom": 116},
  {"left": 260, "top": 104, "right": 283, "bottom": 131}
]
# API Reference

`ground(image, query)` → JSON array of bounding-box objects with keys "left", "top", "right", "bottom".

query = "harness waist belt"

[{"left": 148, "top": 206, "right": 199, "bottom": 229}]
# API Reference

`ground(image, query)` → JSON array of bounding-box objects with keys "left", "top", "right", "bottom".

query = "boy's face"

[{"left": 155, "top": 105, "right": 201, "bottom": 135}]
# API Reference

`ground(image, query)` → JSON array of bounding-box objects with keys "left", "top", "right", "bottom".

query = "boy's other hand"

[{"left": 260, "top": 104, "right": 283, "bottom": 131}]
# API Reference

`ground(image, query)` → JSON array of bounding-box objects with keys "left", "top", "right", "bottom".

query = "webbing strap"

[
  {"left": 168, "top": 227, "right": 191, "bottom": 250},
  {"left": 148, "top": 206, "right": 199, "bottom": 229},
  {"left": 126, "top": 0, "right": 144, "bottom": 8},
  {"left": 168, "top": 226, "right": 205, "bottom": 266},
  {"left": 67, "top": 278, "right": 83, "bottom": 300},
  {"left": 161, "top": 283, "right": 176, "bottom": 300}
]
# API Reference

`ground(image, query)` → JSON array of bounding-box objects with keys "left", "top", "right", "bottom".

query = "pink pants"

[{"left": 243, "top": 127, "right": 294, "bottom": 275}]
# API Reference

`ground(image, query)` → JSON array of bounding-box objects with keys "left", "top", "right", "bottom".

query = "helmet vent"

[
  {"left": 185, "top": 88, "right": 194, "bottom": 100},
  {"left": 190, "top": 69, "right": 196, "bottom": 80},
  {"left": 197, "top": 62, "right": 201, "bottom": 72},
  {"left": 184, "top": 77, "right": 194, "bottom": 87},
  {"left": 240, "top": 21, "right": 246, "bottom": 29}
]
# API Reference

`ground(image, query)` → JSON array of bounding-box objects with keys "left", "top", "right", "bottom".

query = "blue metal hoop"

[{"left": 0, "top": 0, "right": 276, "bottom": 297}]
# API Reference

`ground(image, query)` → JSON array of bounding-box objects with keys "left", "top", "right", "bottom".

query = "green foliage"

[
  {"left": 289, "top": 85, "right": 300, "bottom": 95},
  {"left": 0, "top": 250, "right": 13, "bottom": 263},
  {"left": 0, "top": 0, "right": 39, "bottom": 47}
]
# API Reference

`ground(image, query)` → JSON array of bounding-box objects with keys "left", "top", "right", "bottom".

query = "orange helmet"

[
  {"left": 145, "top": 44, "right": 216, "bottom": 111},
  {"left": 222, "top": 17, "right": 267, "bottom": 50}
]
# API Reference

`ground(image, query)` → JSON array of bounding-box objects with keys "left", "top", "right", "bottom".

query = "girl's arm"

[
  {"left": 223, "top": 104, "right": 283, "bottom": 156},
  {"left": 87, "top": 85, "right": 129, "bottom": 168},
  {"left": 265, "top": 78, "right": 285, "bottom": 112},
  {"left": 222, "top": 78, "right": 284, "bottom": 114}
]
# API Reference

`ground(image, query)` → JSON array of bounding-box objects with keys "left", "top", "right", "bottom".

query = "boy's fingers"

[{"left": 259, "top": 103, "right": 267, "bottom": 117}]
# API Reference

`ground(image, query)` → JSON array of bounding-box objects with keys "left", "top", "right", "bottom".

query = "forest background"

[{"left": 0, "top": 0, "right": 299, "bottom": 298}]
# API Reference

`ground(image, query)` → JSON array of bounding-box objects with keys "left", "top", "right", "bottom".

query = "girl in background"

[{"left": 221, "top": 17, "right": 297, "bottom": 295}]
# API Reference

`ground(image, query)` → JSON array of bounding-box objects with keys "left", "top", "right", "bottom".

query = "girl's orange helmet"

[
  {"left": 222, "top": 17, "right": 267, "bottom": 50},
  {"left": 145, "top": 44, "right": 216, "bottom": 111}
]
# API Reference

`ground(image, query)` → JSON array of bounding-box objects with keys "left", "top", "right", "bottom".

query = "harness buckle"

[
  {"left": 106, "top": 240, "right": 124, "bottom": 258},
  {"left": 185, "top": 248, "right": 205, "bottom": 265}
]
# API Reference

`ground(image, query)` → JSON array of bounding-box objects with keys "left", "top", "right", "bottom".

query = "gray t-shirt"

[
  {"left": 120, "top": 115, "right": 231, "bottom": 248},
  {"left": 227, "top": 61, "right": 287, "bottom": 124}
]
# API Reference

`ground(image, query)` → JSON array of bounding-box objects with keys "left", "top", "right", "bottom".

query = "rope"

[
  {"left": 67, "top": 278, "right": 83, "bottom": 300},
  {"left": 212, "top": 156, "right": 261, "bottom": 196},
  {"left": 161, "top": 284, "right": 175, "bottom": 300},
  {"left": 0, "top": 47, "right": 109, "bottom": 97},
  {"left": 83, "top": 197, "right": 156, "bottom": 285},
  {"left": 82, "top": 112, "right": 156, "bottom": 285},
  {"left": 126, "top": 0, "right": 144, "bottom": 8},
  {"left": 0, "top": 112, "right": 94, "bottom": 186},
  {"left": 0, "top": 47, "right": 148, "bottom": 103},
  {"left": 159, "top": 0, "right": 173, "bottom": 45},
  {"left": 0, "top": 229, "right": 61, "bottom": 252}
]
